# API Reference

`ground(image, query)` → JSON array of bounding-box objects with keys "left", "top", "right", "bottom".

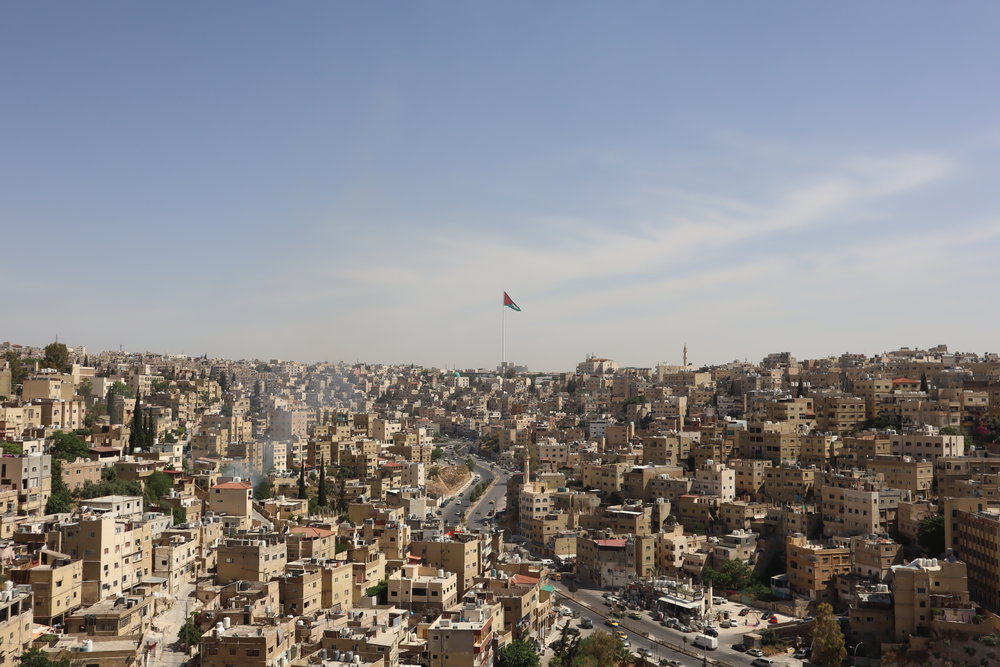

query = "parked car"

[
  {"left": 580, "top": 618, "right": 593, "bottom": 629},
  {"left": 703, "top": 627, "right": 719, "bottom": 638},
  {"left": 768, "top": 616, "right": 779, "bottom": 624},
  {"left": 747, "top": 648, "right": 764, "bottom": 657},
  {"left": 731, "top": 643, "right": 747, "bottom": 652},
  {"left": 801, "top": 616, "right": 814, "bottom": 623},
  {"left": 751, "top": 659, "right": 774, "bottom": 667},
  {"left": 794, "top": 648, "right": 810, "bottom": 659},
  {"left": 738, "top": 608, "right": 750, "bottom": 616}
]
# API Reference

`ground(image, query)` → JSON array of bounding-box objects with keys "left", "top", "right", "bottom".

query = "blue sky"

[{"left": 3, "top": 2, "right": 1000, "bottom": 370}]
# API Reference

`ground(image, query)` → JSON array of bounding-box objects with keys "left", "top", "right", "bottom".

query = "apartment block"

[
  {"left": 216, "top": 535, "right": 287, "bottom": 585},
  {"left": 427, "top": 601, "right": 499, "bottom": 667},
  {"left": 200, "top": 618, "right": 297, "bottom": 667},
  {"left": 387, "top": 564, "right": 458, "bottom": 613},
  {"left": 786, "top": 534, "right": 851, "bottom": 604},
  {"left": 60, "top": 516, "right": 153, "bottom": 604},
  {"left": 8, "top": 549, "right": 82, "bottom": 625}
]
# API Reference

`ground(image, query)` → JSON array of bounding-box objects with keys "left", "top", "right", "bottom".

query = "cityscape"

[
  {"left": 1, "top": 341, "right": 999, "bottom": 667},
  {"left": 5, "top": 3, "right": 1000, "bottom": 667}
]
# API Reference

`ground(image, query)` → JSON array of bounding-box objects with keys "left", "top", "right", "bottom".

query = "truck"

[{"left": 693, "top": 634, "right": 719, "bottom": 650}]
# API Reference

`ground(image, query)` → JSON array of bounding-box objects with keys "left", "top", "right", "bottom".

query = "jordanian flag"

[{"left": 503, "top": 292, "right": 521, "bottom": 312}]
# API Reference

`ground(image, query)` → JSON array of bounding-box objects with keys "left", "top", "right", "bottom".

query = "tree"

[
  {"left": 128, "top": 391, "right": 143, "bottom": 454},
  {"left": 573, "top": 631, "right": 632, "bottom": 667},
  {"left": 796, "top": 378, "right": 806, "bottom": 397},
  {"left": 254, "top": 478, "right": 273, "bottom": 500},
  {"left": 317, "top": 459, "right": 327, "bottom": 508},
  {"left": 810, "top": 602, "right": 846, "bottom": 667},
  {"left": 42, "top": 342, "right": 70, "bottom": 373},
  {"left": 19, "top": 648, "right": 70, "bottom": 667},
  {"left": 298, "top": 465, "right": 307, "bottom": 500},
  {"left": 428, "top": 465, "right": 441, "bottom": 479},
  {"left": 498, "top": 640, "right": 540, "bottom": 667},
  {"left": 917, "top": 514, "right": 946, "bottom": 556},
  {"left": 920, "top": 372, "right": 929, "bottom": 393},
  {"left": 1, "top": 441, "right": 23, "bottom": 455},
  {"left": 49, "top": 431, "right": 90, "bottom": 462},
  {"left": 45, "top": 459, "right": 73, "bottom": 514},
  {"left": 177, "top": 613, "right": 203, "bottom": 648},
  {"left": 431, "top": 447, "right": 445, "bottom": 462},
  {"left": 701, "top": 559, "right": 758, "bottom": 592},
  {"left": 144, "top": 471, "right": 174, "bottom": 504},
  {"left": 466, "top": 457, "right": 476, "bottom": 472}
]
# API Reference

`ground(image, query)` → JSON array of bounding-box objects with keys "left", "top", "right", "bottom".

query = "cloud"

[{"left": 247, "top": 149, "right": 957, "bottom": 365}]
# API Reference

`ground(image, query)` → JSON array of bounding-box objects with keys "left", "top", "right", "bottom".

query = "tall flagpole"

[{"left": 501, "top": 293, "right": 506, "bottom": 370}]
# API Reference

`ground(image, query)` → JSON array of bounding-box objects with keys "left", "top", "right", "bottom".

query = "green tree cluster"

[
  {"left": 19, "top": 648, "right": 70, "bottom": 667},
  {"left": 498, "top": 640, "right": 540, "bottom": 667},
  {"left": 42, "top": 342, "right": 70, "bottom": 373},
  {"left": 917, "top": 514, "right": 946, "bottom": 556},
  {"left": 701, "top": 559, "right": 765, "bottom": 594},
  {"left": 45, "top": 431, "right": 93, "bottom": 514},
  {"left": 431, "top": 447, "right": 445, "bottom": 462},
  {"left": 177, "top": 613, "right": 203, "bottom": 648},
  {"left": 254, "top": 477, "right": 273, "bottom": 500},
  {"left": 1, "top": 441, "right": 23, "bottom": 455}
]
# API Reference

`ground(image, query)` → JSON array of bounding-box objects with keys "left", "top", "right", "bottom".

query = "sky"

[{"left": 4, "top": 2, "right": 1000, "bottom": 372}]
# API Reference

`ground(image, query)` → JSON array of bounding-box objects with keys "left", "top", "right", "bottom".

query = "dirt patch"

[{"left": 427, "top": 465, "right": 471, "bottom": 497}]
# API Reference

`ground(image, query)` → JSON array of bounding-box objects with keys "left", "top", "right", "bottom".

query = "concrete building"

[
  {"left": 890, "top": 557, "right": 970, "bottom": 641},
  {"left": 786, "top": 534, "right": 851, "bottom": 604},
  {"left": 216, "top": 535, "right": 287, "bottom": 585},
  {"left": 387, "top": 564, "right": 458, "bottom": 614},
  {"left": 427, "top": 600, "right": 500, "bottom": 667},
  {"left": 8, "top": 549, "right": 82, "bottom": 625},
  {"left": 200, "top": 617, "right": 296, "bottom": 667}
]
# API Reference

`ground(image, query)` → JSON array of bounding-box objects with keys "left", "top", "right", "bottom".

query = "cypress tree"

[
  {"left": 298, "top": 465, "right": 307, "bottom": 500},
  {"left": 106, "top": 385, "right": 115, "bottom": 420},
  {"left": 317, "top": 459, "right": 327, "bottom": 507},
  {"left": 920, "top": 372, "right": 929, "bottom": 393},
  {"left": 145, "top": 411, "right": 156, "bottom": 448},
  {"left": 128, "top": 390, "right": 143, "bottom": 454}
]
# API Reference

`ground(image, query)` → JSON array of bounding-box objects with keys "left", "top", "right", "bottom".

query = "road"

[
  {"left": 437, "top": 442, "right": 509, "bottom": 528},
  {"left": 548, "top": 593, "right": 706, "bottom": 667},
  {"left": 549, "top": 580, "right": 804, "bottom": 667}
]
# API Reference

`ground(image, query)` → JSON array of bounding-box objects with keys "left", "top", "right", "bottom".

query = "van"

[{"left": 692, "top": 634, "right": 718, "bottom": 650}]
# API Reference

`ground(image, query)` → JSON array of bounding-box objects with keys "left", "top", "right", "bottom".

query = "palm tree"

[{"left": 429, "top": 465, "right": 442, "bottom": 479}]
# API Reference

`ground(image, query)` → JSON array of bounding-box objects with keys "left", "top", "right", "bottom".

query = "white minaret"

[{"left": 683, "top": 343, "right": 688, "bottom": 367}]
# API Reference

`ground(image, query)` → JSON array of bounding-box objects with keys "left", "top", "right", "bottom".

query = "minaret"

[{"left": 683, "top": 343, "right": 688, "bottom": 367}]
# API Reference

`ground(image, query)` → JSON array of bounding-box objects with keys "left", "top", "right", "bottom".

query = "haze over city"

[{"left": 4, "top": 3, "right": 1000, "bottom": 369}]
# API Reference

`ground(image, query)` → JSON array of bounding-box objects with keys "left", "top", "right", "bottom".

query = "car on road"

[
  {"left": 604, "top": 619, "right": 619, "bottom": 627},
  {"left": 739, "top": 608, "right": 750, "bottom": 616},
  {"left": 750, "top": 659, "right": 774, "bottom": 667},
  {"left": 703, "top": 627, "right": 719, "bottom": 637},
  {"left": 614, "top": 630, "right": 628, "bottom": 642},
  {"left": 800, "top": 616, "right": 814, "bottom": 623},
  {"left": 768, "top": 616, "right": 778, "bottom": 624},
  {"left": 731, "top": 643, "right": 747, "bottom": 652},
  {"left": 746, "top": 648, "right": 764, "bottom": 657},
  {"left": 794, "top": 648, "right": 810, "bottom": 659},
  {"left": 628, "top": 611, "right": 642, "bottom": 620},
  {"left": 635, "top": 648, "right": 652, "bottom": 659},
  {"left": 580, "top": 618, "right": 593, "bottom": 629}
]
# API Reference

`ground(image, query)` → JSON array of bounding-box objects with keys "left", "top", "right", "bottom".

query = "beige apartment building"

[
  {"left": 216, "top": 535, "right": 287, "bottom": 585},
  {"left": 208, "top": 480, "right": 253, "bottom": 529},
  {"left": 60, "top": 458, "right": 102, "bottom": 491},
  {"left": 890, "top": 557, "right": 970, "bottom": 641},
  {"left": 410, "top": 536, "right": 483, "bottom": 594},
  {"left": 763, "top": 464, "right": 817, "bottom": 504},
  {"left": 786, "top": 534, "right": 851, "bottom": 604},
  {"left": 387, "top": 564, "right": 458, "bottom": 613},
  {"left": 692, "top": 460, "right": 735, "bottom": 501},
  {"left": 730, "top": 458, "right": 772, "bottom": 497},
  {"left": 1, "top": 453, "right": 52, "bottom": 517},
  {"left": 200, "top": 617, "right": 297, "bottom": 667},
  {"left": 60, "top": 515, "right": 152, "bottom": 604},
  {"left": 891, "top": 428, "right": 965, "bottom": 460},
  {"left": 865, "top": 455, "right": 933, "bottom": 499},
  {"left": 0, "top": 585, "right": 36, "bottom": 667},
  {"left": 813, "top": 394, "right": 866, "bottom": 434},
  {"left": 9, "top": 549, "right": 82, "bottom": 625},
  {"left": 427, "top": 601, "right": 500, "bottom": 667}
]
